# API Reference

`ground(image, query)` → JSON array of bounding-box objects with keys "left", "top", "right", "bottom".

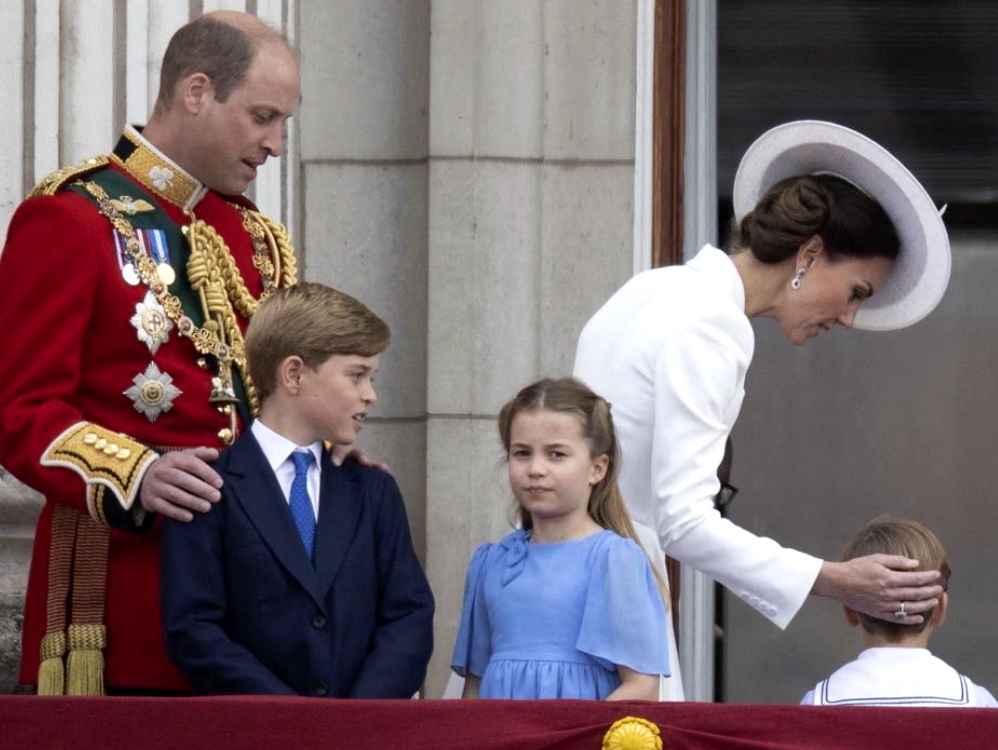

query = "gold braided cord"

[
  {"left": 186, "top": 220, "right": 262, "bottom": 415},
  {"left": 190, "top": 211, "right": 296, "bottom": 321},
  {"left": 252, "top": 210, "right": 298, "bottom": 286},
  {"left": 66, "top": 515, "right": 109, "bottom": 696},
  {"left": 67, "top": 623, "right": 107, "bottom": 650},
  {"left": 40, "top": 631, "right": 67, "bottom": 660},
  {"left": 37, "top": 504, "right": 78, "bottom": 695}
]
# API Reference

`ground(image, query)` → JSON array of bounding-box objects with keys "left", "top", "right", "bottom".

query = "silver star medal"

[
  {"left": 130, "top": 291, "right": 174, "bottom": 355},
  {"left": 124, "top": 362, "right": 182, "bottom": 422}
]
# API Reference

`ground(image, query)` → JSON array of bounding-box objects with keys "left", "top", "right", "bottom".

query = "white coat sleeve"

[{"left": 649, "top": 310, "right": 823, "bottom": 629}]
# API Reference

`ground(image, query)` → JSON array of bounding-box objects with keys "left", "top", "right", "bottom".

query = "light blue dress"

[{"left": 451, "top": 528, "right": 669, "bottom": 700}]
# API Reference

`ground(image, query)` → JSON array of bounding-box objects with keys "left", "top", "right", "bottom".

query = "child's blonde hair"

[
  {"left": 842, "top": 515, "right": 951, "bottom": 641},
  {"left": 497, "top": 377, "right": 669, "bottom": 607},
  {"left": 245, "top": 282, "right": 389, "bottom": 401}
]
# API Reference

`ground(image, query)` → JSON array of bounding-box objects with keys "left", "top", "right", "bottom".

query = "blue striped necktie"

[{"left": 289, "top": 450, "right": 316, "bottom": 559}]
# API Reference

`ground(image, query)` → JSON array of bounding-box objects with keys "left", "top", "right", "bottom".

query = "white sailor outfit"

[{"left": 802, "top": 648, "right": 997, "bottom": 708}]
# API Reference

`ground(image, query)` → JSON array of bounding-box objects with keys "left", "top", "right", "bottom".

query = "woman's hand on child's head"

[
  {"left": 813, "top": 556, "right": 943, "bottom": 626},
  {"left": 331, "top": 442, "right": 389, "bottom": 473}
]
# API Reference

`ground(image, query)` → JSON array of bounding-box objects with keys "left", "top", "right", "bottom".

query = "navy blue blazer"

[{"left": 160, "top": 430, "right": 435, "bottom": 698}]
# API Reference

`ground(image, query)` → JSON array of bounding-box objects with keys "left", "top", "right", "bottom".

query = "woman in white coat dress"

[{"left": 573, "top": 121, "right": 952, "bottom": 700}]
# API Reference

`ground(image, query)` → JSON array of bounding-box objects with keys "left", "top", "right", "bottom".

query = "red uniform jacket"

[{"left": 0, "top": 127, "right": 295, "bottom": 691}]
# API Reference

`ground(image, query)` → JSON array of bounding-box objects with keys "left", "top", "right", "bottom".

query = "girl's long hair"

[{"left": 497, "top": 377, "right": 670, "bottom": 608}]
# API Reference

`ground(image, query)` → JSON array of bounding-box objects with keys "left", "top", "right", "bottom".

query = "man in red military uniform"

[{"left": 0, "top": 11, "right": 300, "bottom": 693}]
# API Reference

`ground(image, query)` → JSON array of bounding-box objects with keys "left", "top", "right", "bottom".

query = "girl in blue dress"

[{"left": 451, "top": 377, "right": 669, "bottom": 700}]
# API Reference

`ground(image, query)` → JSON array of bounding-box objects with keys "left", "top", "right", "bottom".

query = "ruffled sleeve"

[
  {"left": 451, "top": 543, "right": 493, "bottom": 678},
  {"left": 575, "top": 535, "right": 670, "bottom": 676}
]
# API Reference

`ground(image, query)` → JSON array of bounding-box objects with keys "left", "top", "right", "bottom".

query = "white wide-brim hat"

[{"left": 733, "top": 120, "right": 950, "bottom": 331}]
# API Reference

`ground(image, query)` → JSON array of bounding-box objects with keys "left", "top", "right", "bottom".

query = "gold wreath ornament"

[{"left": 602, "top": 716, "right": 663, "bottom": 750}]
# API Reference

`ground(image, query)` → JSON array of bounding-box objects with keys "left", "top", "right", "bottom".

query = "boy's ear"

[
  {"left": 931, "top": 591, "right": 948, "bottom": 628},
  {"left": 843, "top": 606, "right": 861, "bottom": 628},
  {"left": 277, "top": 355, "right": 305, "bottom": 394}
]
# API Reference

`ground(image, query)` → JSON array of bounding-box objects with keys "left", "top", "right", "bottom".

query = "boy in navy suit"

[{"left": 161, "top": 282, "right": 434, "bottom": 697}]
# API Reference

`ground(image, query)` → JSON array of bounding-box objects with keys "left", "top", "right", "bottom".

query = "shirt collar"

[
  {"left": 110, "top": 125, "right": 209, "bottom": 212},
  {"left": 250, "top": 419, "right": 323, "bottom": 473},
  {"left": 857, "top": 647, "right": 933, "bottom": 661},
  {"left": 686, "top": 244, "right": 747, "bottom": 313}
]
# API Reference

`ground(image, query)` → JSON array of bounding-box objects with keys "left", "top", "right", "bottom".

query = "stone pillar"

[
  {"left": 297, "top": 0, "right": 431, "bottom": 559},
  {"left": 0, "top": 473, "right": 41, "bottom": 693},
  {"left": 424, "top": 0, "right": 638, "bottom": 696}
]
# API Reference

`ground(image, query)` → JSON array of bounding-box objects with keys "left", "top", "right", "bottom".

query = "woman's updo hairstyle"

[{"left": 737, "top": 174, "right": 900, "bottom": 264}]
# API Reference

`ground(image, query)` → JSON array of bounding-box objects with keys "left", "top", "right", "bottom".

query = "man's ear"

[
  {"left": 277, "top": 355, "right": 305, "bottom": 395},
  {"left": 180, "top": 72, "right": 213, "bottom": 114},
  {"left": 843, "top": 606, "right": 861, "bottom": 628},
  {"left": 931, "top": 591, "right": 948, "bottom": 628},
  {"left": 795, "top": 234, "right": 825, "bottom": 271}
]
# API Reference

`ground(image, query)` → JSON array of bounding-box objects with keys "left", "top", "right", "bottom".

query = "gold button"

[
  {"left": 217, "top": 404, "right": 232, "bottom": 416},
  {"left": 95, "top": 438, "right": 107, "bottom": 450},
  {"left": 103, "top": 443, "right": 118, "bottom": 455},
  {"left": 116, "top": 448, "right": 131, "bottom": 460},
  {"left": 197, "top": 358, "right": 209, "bottom": 370},
  {"left": 217, "top": 428, "right": 233, "bottom": 445},
  {"left": 83, "top": 433, "right": 98, "bottom": 444}
]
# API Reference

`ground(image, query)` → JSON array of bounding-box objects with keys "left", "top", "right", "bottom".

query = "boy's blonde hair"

[
  {"left": 245, "top": 282, "right": 390, "bottom": 401},
  {"left": 842, "top": 515, "right": 951, "bottom": 641}
]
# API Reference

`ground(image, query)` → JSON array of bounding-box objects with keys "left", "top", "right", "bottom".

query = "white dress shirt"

[
  {"left": 801, "top": 647, "right": 998, "bottom": 707},
  {"left": 250, "top": 419, "right": 323, "bottom": 520},
  {"left": 574, "top": 245, "right": 823, "bottom": 630}
]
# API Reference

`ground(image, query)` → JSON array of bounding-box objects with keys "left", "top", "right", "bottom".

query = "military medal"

[
  {"left": 113, "top": 227, "right": 174, "bottom": 286},
  {"left": 113, "top": 232, "right": 141, "bottom": 285},
  {"left": 140, "top": 228, "right": 175, "bottom": 287},
  {"left": 124, "top": 362, "right": 181, "bottom": 422},
  {"left": 130, "top": 291, "right": 174, "bottom": 354},
  {"left": 156, "top": 263, "right": 176, "bottom": 286}
]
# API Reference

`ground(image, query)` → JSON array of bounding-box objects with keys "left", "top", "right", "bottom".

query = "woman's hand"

[
  {"left": 606, "top": 667, "right": 659, "bottom": 701},
  {"left": 812, "top": 555, "right": 942, "bottom": 625}
]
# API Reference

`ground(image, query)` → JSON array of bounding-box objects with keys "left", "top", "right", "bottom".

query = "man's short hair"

[
  {"left": 245, "top": 282, "right": 390, "bottom": 401},
  {"left": 842, "top": 515, "right": 951, "bottom": 641},
  {"left": 156, "top": 15, "right": 287, "bottom": 108}
]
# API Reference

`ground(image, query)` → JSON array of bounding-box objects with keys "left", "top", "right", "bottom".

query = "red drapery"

[{"left": 3, "top": 696, "right": 998, "bottom": 749}]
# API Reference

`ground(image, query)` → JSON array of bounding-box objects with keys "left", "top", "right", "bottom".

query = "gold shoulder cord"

[
  {"left": 186, "top": 207, "right": 297, "bottom": 416},
  {"left": 30, "top": 156, "right": 109, "bottom": 198},
  {"left": 76, "top": 180, "right": 297, "bottom": 423}
]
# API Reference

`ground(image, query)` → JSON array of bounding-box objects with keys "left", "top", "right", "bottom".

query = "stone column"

[
  {"left": 424, "top": 0, "right": 638, "bottom": 696},
  {"left": 297, "top": 0, "right": 431, "bottom": 559}
]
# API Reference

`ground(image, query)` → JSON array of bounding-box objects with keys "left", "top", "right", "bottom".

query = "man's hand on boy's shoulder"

[
  {"left": 140, "top": 447, "right": 224, "bottom": 522},
  {"left": 331, "top": 443, "right": 390, "bottom": 473}
]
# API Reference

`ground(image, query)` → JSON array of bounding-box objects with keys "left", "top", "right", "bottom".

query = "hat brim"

[{"left": 732, "top": 120, "right": 950, "bottom": 331}]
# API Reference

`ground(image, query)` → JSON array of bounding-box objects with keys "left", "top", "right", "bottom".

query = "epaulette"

[{"left": 28, "top": 155, "right": 110, "bottom": 198}]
